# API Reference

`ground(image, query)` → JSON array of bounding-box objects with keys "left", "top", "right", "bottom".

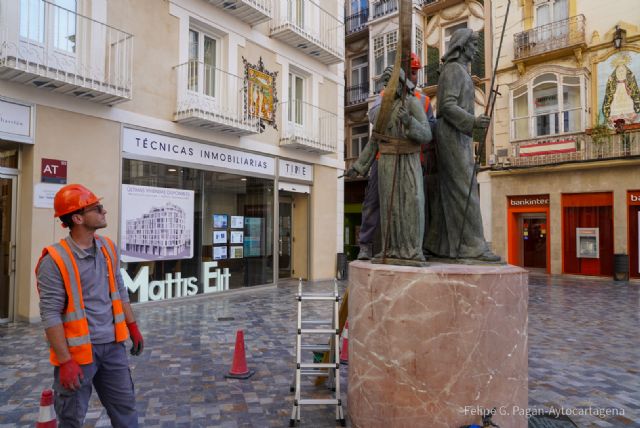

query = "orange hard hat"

[
  {"left": 53, "top": 184, "right": 101, "bottom": 218},
  {"left": 410, "top": 52, "right": 422, "bottom": 69}
]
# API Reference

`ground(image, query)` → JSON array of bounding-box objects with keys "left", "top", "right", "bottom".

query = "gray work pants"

[
  {"left": 53, "top": 342, "right": 138, "bottom": 428},
  {"left": 358, "top": 160, "right": 380, "bottom": 245}
]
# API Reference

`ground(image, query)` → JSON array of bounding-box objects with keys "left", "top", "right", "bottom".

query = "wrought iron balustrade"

[
  {"left": 346, "top": 9, "right": 369, "bottom": 35},
  {"left": 514, "top": 15, "right": 585, "bottom": 61},
  {"left": 507, "top": 128, "right": 640, "bottom": 167},
  {"left": 346, "top": 83, "right": 369, "bottom": 106},
  {"left": 280, "top": 99, "right": 338, "bottom": 153}
]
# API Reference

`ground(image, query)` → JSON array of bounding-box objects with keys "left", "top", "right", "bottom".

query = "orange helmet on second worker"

[
  {"left": 410, "top": 52, "right": 422, "bottom": 70},
  {"left": 53, "top": 184, "right": 101, "bottom": 218}
]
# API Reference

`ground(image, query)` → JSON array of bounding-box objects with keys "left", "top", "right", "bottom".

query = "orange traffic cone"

[
  {"left": 224, "top": 330, "right": 255, "bottom": 379},
  {"left": 340, "top": 321, "right": 349, "bottom": 365},
  {"left": 36, "top": 389, "right": 56, "bottom": 428}
]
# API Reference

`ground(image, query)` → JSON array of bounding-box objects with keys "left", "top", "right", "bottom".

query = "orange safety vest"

[
  {"left": 375, "top": 90, "right": 431, "bottom": 161},
  {"left": 36, "top": 235, "right": 129, "bottom": 366}
]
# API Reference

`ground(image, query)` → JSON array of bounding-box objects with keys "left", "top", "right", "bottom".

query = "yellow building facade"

[{"left": 488, "top": 0, "right": 640, "bottom": 278}]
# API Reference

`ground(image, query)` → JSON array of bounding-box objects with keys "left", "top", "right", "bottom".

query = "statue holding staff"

[{"left": 424, "top": 28, "right": 500, "bottom": 262}]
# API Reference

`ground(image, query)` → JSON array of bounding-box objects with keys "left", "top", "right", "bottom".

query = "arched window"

[{"left": 511, "top": 72, "right": 585, "bottom": 140}]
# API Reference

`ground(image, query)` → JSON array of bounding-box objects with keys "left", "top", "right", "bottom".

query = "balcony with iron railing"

[
  {"left": 346, "top": 83, "right": 369, "bottom": 106},
  {"left": 0, "top": 0, "right": 133, "bottom": 105},
  {"left": 513, "top": 15, "right": 586, "bottom": 62},
  {"left": 370, "top": 0, "right": 397, "bottom": 20},
  {"left": 345, "top": 8, "right": 369, "bottom": 36},
  {"left": 174, "top": 61, "right": 261, "bottom": 135},
  {"left": 280, "top": 100, "right": 337, "bottom": 154},
  {"left": 506, "top": 128, "right": 640, "bottom": 168},
  {"left": 270, "top": 0, "right": 344, "bottom": 65},
  {"left": 206, "top": 0, "right": 272, "bottom": 26}
]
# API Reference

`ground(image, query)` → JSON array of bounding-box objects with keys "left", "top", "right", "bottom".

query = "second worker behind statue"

[{"left": 347, "top": 65, "right": 432, "bottom": 266}]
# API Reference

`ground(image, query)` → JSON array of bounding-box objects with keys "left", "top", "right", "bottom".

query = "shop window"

[
  {"left": 0, "top": 141, "right": 19, "bottom": 169},
  {"left": 121, "top": 159, "right": 274, "bottom": 303},
  {"left": 511, "top": 72, "right": 585, "bottom": 140}
]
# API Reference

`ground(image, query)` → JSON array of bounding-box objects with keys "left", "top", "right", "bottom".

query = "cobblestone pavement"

[{"left": 1, "top": 274, "right": 639, "bottom": 427}]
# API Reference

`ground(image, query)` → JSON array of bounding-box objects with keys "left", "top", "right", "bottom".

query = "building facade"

[
  {"left": 0, "top": 0, "right": 345, "bottom": 322},
  {"left": 343, "top": 0, "right": 492, "bottom": 259},
  {"left": 489, "top": 0, "right": 640, "bottom": 278}
]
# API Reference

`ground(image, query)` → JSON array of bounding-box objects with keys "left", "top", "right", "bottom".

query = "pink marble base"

[{"left": 348, "top": 261, "right": 528, "bottom": 428}]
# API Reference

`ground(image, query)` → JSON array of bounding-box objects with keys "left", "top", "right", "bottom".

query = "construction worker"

[
  {"left": 347, "top": 53, "right": 436, "bottom": 260},
  {"left": 36, "top": 184, "right": 143, "bottom": 427}
]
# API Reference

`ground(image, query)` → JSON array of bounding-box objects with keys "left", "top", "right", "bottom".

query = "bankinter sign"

[{"left": 509, "top": 195, "right": 550, "bottom": 207}]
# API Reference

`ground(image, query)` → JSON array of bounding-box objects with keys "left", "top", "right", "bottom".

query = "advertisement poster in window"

[
  {"left": 213, "top": 230, "right": 227, "bottom": 244},
  {"left": 231, "top": 215, "right": 244, "bottom": 229},
  {"left": 576, "top": 227, "right": 599, "bottom": 258},
  {"left": 213, "top": 214, "right": 228, "bottom": 229},
  {"left": 214, "top": 246, "right": 228, "bottom": 260},
  {"left": 244, "top": 217, "right": 263, "bottom": 257},
  {"left": 121, "top": 184, "right": 194, "bottom": 262},
  {"left": 230, "top": 231, "right": 244, "bottom": 244},
  {"left": 230, "top": 246, "right": 244, "bottom": 259}
]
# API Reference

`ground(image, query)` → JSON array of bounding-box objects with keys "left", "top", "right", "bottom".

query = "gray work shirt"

[{"left": 37, "top": 235, "right": 130, "bottom": 344}]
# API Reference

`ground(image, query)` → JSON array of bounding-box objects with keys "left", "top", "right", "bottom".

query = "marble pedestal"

[{"left": 348, "top": 261, "right": 528, "bottom": 428}]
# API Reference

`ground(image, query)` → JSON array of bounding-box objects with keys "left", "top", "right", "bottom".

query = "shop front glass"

[{"left": 122, "top": 159, "right": 273, "bottom": 303}]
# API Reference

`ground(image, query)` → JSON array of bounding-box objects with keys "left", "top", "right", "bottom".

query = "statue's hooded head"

[{"left": 441, "top": 28, "right": 477, "bottom": 63}]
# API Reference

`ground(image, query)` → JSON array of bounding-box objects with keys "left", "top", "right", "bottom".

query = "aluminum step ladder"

[{"left": 290, "top": 279, "right": 346, "bottom": 427}]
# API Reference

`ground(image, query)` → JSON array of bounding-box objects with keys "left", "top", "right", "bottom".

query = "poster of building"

[
  {"left": 597, "top": 51, "right": 640, "bottom": 126},
  {"left": 230, "top": 246, "right": 244, "bottom": 259},
  {"left": 213, "top": 214, "right": 228, "bottom": 229},
  {"left": 244, "top": 217, "right": 263, "bottom": 257},
  {"left": 231, "top": 215, "right": 244, "bottom": 229},
  {"left": 214, "top": 246, "right": 228, "bottom": 260},
  {"left": 576, "top": 227, "right": 599, "bottom": 259},
  {"left": 121, "top": 184, "right": 194, "bottom": 262}
]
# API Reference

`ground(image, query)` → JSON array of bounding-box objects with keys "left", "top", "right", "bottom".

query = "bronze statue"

[
  {"left": 424, "top": 28, "right": 500, "bottom": 262},
  {"left": 348, "top": 69, "right": 432, "bottom": 266}
]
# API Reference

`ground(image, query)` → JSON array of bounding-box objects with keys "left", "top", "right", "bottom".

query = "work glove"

[
  {"left": 59, "top": 359, "right": 83, "bottom": 390},
  {"left": 127, "top": 321, "right": 144, "bottom": 356}
]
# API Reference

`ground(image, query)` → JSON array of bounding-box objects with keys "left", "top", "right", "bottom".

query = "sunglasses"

[{"left": 82, "top": 204, "right": 105, "bottom": 214}]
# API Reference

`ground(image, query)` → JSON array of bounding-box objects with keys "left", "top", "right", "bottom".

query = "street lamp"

[{"left": 613, "top": 25, "right": 624, "bottom": 49}]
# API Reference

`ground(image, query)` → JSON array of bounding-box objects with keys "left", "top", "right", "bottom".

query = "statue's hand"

[
  {"left": 474, "top": 114, "right": 491, "bottom": 129},
  {"left": 345, "top": 167, "right": 359, "bottom": 179},
  {"left": 398, "top": 106, "right": 411, "bottom": 128}
]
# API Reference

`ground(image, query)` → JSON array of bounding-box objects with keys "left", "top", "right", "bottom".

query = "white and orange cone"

[
  {"left": 339, "top": 321, "right": 349, "bottom": 365},
  {"left": 36, "top": 389, "right": 56, "bottom": 428}
]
